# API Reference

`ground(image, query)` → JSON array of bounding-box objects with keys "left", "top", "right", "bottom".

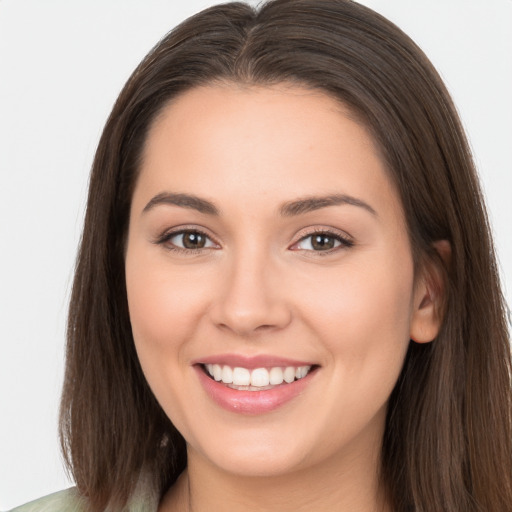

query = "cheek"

[
  {"left": 295, "top": 248, "right": 415, "bottom": 385},
  {"left": 124, "top": 245, "right": 216, "bottom": 433},
  {"left": 304, "top": 257, "right": 412, "bottom": 326},
  {"left": 125, "top": 245, "right": 208, "bottom": 374},
  {"left": 293, "top": 254, "right": 414, "bottom": 442}
]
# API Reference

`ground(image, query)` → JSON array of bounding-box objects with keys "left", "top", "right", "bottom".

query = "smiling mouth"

[{"left": 202, "top": 363, "right": 315, "bottom": 391}]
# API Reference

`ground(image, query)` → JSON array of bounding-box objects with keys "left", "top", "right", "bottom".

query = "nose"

[{"left": 209, "top": 250, "right": 292, "bottom": 337}]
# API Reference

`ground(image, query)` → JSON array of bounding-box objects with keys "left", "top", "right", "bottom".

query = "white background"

[{"left": 0, "top": 0, "right": 511, "bottom": 509}]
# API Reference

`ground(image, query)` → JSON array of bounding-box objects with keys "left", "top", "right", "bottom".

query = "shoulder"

[
  {"left": 7, "top": 474, "right": 160, "bottom": 512},
  {"left": 8, "top": 488, "right": 87, "bottom": 512}
]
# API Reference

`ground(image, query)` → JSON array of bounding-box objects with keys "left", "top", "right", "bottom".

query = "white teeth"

[
  {"left": 283, "top": 366, "right": 296, "bottom": 383},
  {"left": 250, "top": 368, "right": 270, "bottom": 387},
  {"left": 212, "top": 364, "right": 222, "bottom": 381},
  {"left": 221, "top": 365, "right": 233, "bottom": 384},
  {"left": 299, "top": 366, "right": 309, "bottom": 378},
  {"left": 269, "top": 367, "right": 284, "bottom": 385},
  {"left": 232, "top": 367, "right": 251, "bottom": 386},
  {"left": 205, "top": 364, "right": 312, "bottom": 388}
]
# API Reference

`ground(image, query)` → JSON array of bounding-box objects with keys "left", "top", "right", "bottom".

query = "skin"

[{"left": 125, "top": 84, "right": 442, "bottom": 511}]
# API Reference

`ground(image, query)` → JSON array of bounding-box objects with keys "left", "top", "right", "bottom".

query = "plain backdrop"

[{"left": 1, "top": 0, "right": 511, "bottom": 509}]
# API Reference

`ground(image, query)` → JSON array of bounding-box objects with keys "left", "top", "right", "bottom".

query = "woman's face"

[{"left": 125, "top": 84, "right": 437, "bottom": 478}]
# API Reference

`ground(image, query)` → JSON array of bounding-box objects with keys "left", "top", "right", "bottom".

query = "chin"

[{"left": 189, "top": 429, "right": 313, "bottom": 478}]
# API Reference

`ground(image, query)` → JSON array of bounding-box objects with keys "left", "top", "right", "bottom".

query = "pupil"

[
  {"left": 312, "top": 234, "right": 334, "bottom": 250},
  {"left": 183, "top": 232, "right": 205, "bottom": 249}
]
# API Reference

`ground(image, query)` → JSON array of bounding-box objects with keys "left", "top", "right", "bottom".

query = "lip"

[
  {"left": 193, "top": 354, "right": 316, "bottom": 369},
  {"left": 193, "top": 357, "right": 318, "bottom": 415}
]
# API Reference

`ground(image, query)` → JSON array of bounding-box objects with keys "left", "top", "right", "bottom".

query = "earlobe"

[
  {"left": 410, "top": 294, "right": 440, "bottom": 343},
  {"left": 409, "top": 240, "right": 451, "bottom": 344}
]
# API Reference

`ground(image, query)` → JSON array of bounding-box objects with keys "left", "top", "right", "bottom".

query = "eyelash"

[
  {"left": 155, "top": 227, "right": 218, "bottom": 254},
  {"left": 154, "top": 227, "right": 354, "bottom": 255},
  {"left": 291, "top": 228, "right": 354, "bottom": 255}
]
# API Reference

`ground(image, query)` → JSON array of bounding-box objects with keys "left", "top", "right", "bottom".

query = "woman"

[{"left": 10, "top": 0, "right": 511, "bottom": 511}]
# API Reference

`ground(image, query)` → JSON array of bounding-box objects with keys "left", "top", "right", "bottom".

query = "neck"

[{"left": 160, "top": 437, "right": 391, "bottom": 512}]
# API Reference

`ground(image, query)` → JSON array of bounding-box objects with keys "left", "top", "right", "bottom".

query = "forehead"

[{"left": 135, "top": 83, "right": 402, "bottom": 224}]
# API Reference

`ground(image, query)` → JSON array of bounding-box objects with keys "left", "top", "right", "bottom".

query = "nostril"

[{"left": 255, "top": 324, "right": 276, "bottom": 331}]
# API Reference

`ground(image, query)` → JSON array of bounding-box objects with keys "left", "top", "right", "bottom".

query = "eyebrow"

[
  {"left": 279, "top": 194, "right": 377, "bottom": 217},
  {"left": 142, "top": 192, "right": 219, "bottom": 215},
  {"left": 142, "top": 192, "right": 377, "bottom": 217}
]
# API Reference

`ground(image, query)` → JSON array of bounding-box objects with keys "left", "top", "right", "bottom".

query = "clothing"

[
  {"left": 8, "top": 474, "right": 159, "bottom": 512},
  {"left": 8, "top": 488, "right": 88, "bottom": 512}
]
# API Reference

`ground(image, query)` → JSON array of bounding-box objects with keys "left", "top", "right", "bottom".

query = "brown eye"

[
  {"left": 292, "top": 231, "right": 353, "bottom": 252},
  {"left": 182, "top": 231, "right": 207, "bottom": 249},
  {"left": 164, "top": 230, "right": 217, "bottom": 251},
  {"left": 311, "top": 234, "right": 336, "bottom": 250}
]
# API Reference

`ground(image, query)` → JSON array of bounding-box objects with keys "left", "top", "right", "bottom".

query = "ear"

[{"left": 410, "top": 240, "right": 451, "bottom": 344}]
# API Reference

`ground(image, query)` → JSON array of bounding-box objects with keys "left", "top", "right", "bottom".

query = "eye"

[
  {"left": 291, "top": 231, "right": 353, "bottom": 252},
  {"left": 158, "top": 229, "right": 218, "bottom": 251}
]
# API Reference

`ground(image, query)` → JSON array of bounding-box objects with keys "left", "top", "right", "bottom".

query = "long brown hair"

[{"left": 60, "top": 1, "right": 512, "bottom": 510}]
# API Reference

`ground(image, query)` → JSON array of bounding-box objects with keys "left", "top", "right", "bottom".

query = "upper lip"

[{"left": 192, "top": 354, "right": 317, "bottom": 369}]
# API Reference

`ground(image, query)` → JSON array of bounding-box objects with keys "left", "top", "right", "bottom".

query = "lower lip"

[{"left": 195, "top": 366, "right": 315, "bottom": 414}]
